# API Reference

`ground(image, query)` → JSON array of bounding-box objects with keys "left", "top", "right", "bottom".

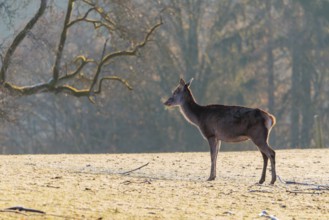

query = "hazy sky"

[
  {"left": 0, "top": 1, "right": 66, "bottom": 43},
  {"left": 0, "top": 1, "right": 39, "bottom": 42}
]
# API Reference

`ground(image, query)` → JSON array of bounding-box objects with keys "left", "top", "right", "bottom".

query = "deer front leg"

[{"left": 207, "top": 137, "right": 220, "bottom": 181}]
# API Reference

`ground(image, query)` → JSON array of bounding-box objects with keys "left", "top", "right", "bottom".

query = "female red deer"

[{"left": 164, "top": 78, "right": 277, "bottom": 184}]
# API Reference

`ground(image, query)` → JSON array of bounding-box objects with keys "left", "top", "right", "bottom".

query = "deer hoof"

[
  {"left": 258, "top": 179, "right": 265, "bottom": 184},
  {"left": 207, "top": 176, "right": 216, "bottom": 181}
]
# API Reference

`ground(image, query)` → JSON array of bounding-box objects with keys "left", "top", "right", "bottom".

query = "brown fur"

[{"left": 164, "top": 79, "right": 277, "bottom": 184}]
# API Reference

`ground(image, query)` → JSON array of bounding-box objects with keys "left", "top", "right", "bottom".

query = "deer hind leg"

[
  {"left": 268, "top": 147, "right": 276, "bottom": 184},
  {"left": 207, "top": 137, "right": 220, "bottom": 181},
  {"left": 261, "top": 146, "right": 276, "bottom": 184},
  {"left": 259, "top": 152, "right": 268, "bottom": 184},
  {"left": 255, "top": 143, "right": 276, "bottom": 184},
  {"left": 250, "top": 127, "right": 276, "bottom": 184}
]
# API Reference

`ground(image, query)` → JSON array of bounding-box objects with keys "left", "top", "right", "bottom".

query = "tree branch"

[
  {"left": 52, "top": 0, "right": 74, "bottom": 82},
  {"left": 68, "top": 1, "right": 116, "bottom": 31},
  {"left": 53, "top": 85, "right": 90, "bottom": 97},
  {"left": 3, "top": 81, "right": 52, "bottom": 95},
  {"left": 58, "top": 56, "right": 95, "bottom": 83},
  {"left": 94, "top": 76, "right": 133, "bottom": 94},
  {"left": 0, "top": 1, "right": 162, "bottom": 100},
  {"left": 100, "top": 39, "right": 109, "bottom": 61},
  {"left": 75, "top": 18, "right": 115, "bottom": 31},
  {"left": 82, "top": 0, "right": 116, "bottom": 26},
  {"left": 67, "top": 7, "right": 96, "bottom": 27},
  {"left": 0, "top": 0, "right": 47, "bottom": 83},
  {"left": 89, "top": 18, "right": 163, "bottom": 93},
  {"left": 102, "top": 17, "right": 163, "bottom": 65}
]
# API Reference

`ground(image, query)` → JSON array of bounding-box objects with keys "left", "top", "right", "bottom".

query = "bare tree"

[
  {"left": 0, "top": 0, "right": 162, "bottom": 153},
  {"left": 0, "top": 0, "right": 162, "bottom": 100}
]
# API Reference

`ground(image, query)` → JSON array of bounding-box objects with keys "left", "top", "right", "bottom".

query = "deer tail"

[{"left": 264, "top": 113, "right": 276, "bottom": 130}]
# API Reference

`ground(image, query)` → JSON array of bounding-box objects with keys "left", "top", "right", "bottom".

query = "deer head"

[{"left": 164, "top": 78, "right": 193, "bottom": 107}]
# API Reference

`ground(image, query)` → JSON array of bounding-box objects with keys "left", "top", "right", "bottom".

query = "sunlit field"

[{"left": 0, "top": 149, "right": 328, "bottom": 219}]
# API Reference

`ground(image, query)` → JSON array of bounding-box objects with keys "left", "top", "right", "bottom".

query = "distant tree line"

[{"left": 0, "top": 0, "right": 328, "bottom": 153}]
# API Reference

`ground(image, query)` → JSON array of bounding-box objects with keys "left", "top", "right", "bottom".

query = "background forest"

[{"left": 0, "top": 0, "right": 328, "bottom": 154}]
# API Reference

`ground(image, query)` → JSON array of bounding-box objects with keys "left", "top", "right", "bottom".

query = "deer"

[{"left": 164, "top": 78, "right": 277, "bottom": 184}]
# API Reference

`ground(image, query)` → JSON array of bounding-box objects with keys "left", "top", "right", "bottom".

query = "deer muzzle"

[{"left": 164, "top": 97, "right": 174, "bottom": 106}]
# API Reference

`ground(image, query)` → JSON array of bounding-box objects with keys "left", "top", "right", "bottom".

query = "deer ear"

[
  {"left": 179, "top": 78, "right": 186, "bottom": 86},
  {"left": 185, "top": 78, "right": 194, "bottom": 87}
]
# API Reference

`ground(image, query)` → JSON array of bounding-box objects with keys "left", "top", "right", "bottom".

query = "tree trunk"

[
  {"left": 300, "top": 57, "right": 313, "bottom": 147},
  {"left": 290, "top": 45, "right": 301, "bottom": 148},
  {"left": 266, "top": 0, "right": 276, "bottom": 145}
]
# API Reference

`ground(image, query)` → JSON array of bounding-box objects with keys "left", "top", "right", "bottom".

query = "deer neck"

[{"left": 179, "top": 91, "right": 201, "bottom": 126}]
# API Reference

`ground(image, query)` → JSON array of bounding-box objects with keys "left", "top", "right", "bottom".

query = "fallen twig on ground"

[
  {"left": 277, "top": 175, "right": 329, "bottom": 189},
  {"left": 248, "top": 189, "right": 273, "bottom": 193},
  {"left": 1, "top": 206, "right": 76, "bottom": 219},
  {"left": 121, "top": 179, "right": 152, "bottom": 185},
  {"left": 247, "top": 184, "right": 274, "bottom": 194},
  {"left": 278, "top": 175, "right": 329, "bottom": 194},
  {"left": 0, "top": 209, "right": 28, "bottom": 216},
  {"left": 286, "top": 189, "right": 324, "bottom": 195},
  {"left": 120, "top": 162, "right": 150, "bottom": 175},
  {"left": 3, "top": 206, "right": 45, "bottom": 214}
]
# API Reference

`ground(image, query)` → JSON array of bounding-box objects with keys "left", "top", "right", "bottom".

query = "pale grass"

[{"left": 0, "top": 149, "right": 328, "bottom": 219}]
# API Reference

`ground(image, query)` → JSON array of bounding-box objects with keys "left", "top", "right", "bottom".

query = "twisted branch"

[
  {"left": 0, "top": 0, "right": 47, "bottom": 83},
  {"left": 95, "top": 76, "right": 133, "bottom": 94},
  {"left": 67, "top": 7, "right": 96, "bottom": 27},
  {"left": 89, "top": 18, "right": 163, "bottom": 94},
  {"left": 0, "top": 0, "right": 162, "bottom": 101},
  {"left": 52, "top": 0, "right": 74, "bottom": 82}
]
